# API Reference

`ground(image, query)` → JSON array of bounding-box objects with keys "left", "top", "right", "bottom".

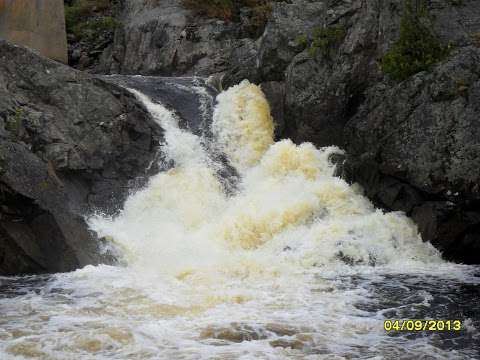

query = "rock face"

[
  {"left": 344, "top": 47, "right": 480, "bottom": 264},
  {"left": 282, "top": 0, "right": 480, "bottom": 147},
  {"left": 0, "top": 41, "right": 162, "bottom": 275},
  {"left": 0, "top": 0, "right": 68, "bottom": 63},
  {"left": 276, "top": 0, "right": 480, "bottom": 263},
  {"left": 98, "top": 0, "right": 259, "bottom": 77}
]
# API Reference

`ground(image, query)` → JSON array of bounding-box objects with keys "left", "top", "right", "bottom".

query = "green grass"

[{"left": 381, "top": 0, "right": 450, "bottom": 81}]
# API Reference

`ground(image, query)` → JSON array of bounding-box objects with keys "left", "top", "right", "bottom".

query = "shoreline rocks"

[{"left": 0, "top": 41, "right": 162, "bottom": 275}]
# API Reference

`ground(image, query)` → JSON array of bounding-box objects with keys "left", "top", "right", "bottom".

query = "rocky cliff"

[
  {"left": 91, "top": 0, "right": 480, "bottom": 263},
  {"left": 0, "top": 41, "right": 162, "bottom": 275}
]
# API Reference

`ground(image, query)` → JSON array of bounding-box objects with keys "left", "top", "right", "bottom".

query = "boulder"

[
  {"left": 0, "top": 41, "right": 162, "bottom": 275},
  {"left": 344, "top": 47, "right": 480, "bottom": 263}
]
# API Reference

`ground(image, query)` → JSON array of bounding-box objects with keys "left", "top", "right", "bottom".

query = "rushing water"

[{"left": 0, "top": 79, "right": 479, "bottom": 360}]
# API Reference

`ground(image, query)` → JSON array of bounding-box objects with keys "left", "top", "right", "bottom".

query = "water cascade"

[{"left": 0, "top": 78, "right": 479, "bottom": 360}]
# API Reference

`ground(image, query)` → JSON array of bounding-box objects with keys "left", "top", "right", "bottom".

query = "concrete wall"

[{"left": 0, "top": 0, "right": 67, "bottom": 63}]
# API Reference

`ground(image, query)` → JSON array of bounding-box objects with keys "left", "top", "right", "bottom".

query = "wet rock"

[
  {"left": 200, "top": 323, "right": 268, "bottom": 343},
  {"left": 412, "top": 202, "right": 480, "bottom": 264},
  {"left": 344, "top": 47, "right": 480, "bottom": 263},
  {"left": 0, "top": 41, "right": 162, "bottom": 275},
  {"left": 260, "top": 81, "right": 285, "bottom": 138},
  {"left": 269, "top": 339, "right": 305, "bottom": 350}
]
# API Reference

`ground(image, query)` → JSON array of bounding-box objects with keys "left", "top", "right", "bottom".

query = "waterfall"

[
  {"left": 1, "top": 78, "right": 478, "bottom": 360},
  {"left": 89, "top": 80, "right": 441, "bottom": 276}
]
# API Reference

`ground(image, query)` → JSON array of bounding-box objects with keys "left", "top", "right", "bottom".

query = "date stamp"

[{"left": 384, "top": 320, "right": 462, "bottom": 332}]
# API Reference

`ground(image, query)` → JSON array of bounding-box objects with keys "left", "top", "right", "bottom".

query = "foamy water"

[{"left": 0, "top": 80, "right": 479, "bottom": 360}]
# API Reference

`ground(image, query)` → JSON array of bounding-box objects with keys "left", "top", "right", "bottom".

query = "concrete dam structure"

[{"left": 0, "top": 0, "right": 67, "bottom": 63}]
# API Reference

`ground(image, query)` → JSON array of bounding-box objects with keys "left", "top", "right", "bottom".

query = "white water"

[{"left": 0, "top": 80, "right": 479, "bottom": 360}]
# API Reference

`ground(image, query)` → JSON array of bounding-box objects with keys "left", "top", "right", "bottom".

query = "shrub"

[
  {"left": 183, "top": 0, "right": 236, "bottom": 20},
  {"left": 248, "top": 2, "right": 274, "bottom": 29},
  {"left": 381, "top": 0, "right": 450, "bottom": 81},
  {"left": 182, "top": 0, "right": 279, "bottom": 30},
  {"left": 296, "top": 25, "right": 346, "bottom": 58},
  {"left": 65, "top": 0, "right": 117, "bottom": 40},
  {"left": 308, "top": 25, "right": 346, "bottom": 58},
  {"left": 472, "top": 32, "right": 480, "bottom": 47},
  {"left": 71, "top": 17, "right": 119, "bottom": 41},
  {"left": 295, "top": 34, "right": 308, "bottom": 48},
  {"left": 6, "top": 108, "right": 23, "bottom": 135}
]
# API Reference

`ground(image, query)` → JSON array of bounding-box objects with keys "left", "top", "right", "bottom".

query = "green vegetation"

[
  {"left": 6, "top": 107, "right": 24, "bottom": 135},
  {"left": 182, "top": 0, "right": 280, "bottom": 29},
  {"left": 296, "top": 25, "right": 346, "bottom": 59},
  {"left": 183, "top": 0, "right": 235, "bottom": 20},
  {"left": 308, "top": 26, "right": 346, "bottom": 58},
  {"left": 295, "top": 34, "right": 308, "bottom": 48},
  {"left": 472, "top": 32, "right": 480, "bottom": 47},
  {"left": 65, "top": 0, "right": 118, "bottom": 40},
  {"left": 381, "top": 0, "right": 450, "bottom": 81}
]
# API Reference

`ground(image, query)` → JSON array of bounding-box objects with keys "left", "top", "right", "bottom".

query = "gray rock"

[
  {"left": 0, "top": 41, "right": 162, "bottom": 275},
  {"left": 258, "top": 0, "right": 327, "bottom": 82},
  {"left": 260, "top": 81, "right": 286, "bottom": 138},
  {"left": 99, "top": 0, "right": 253, "bottom": 76},
  {"left": 346, "top": 47, "right": 480, "bottom": 200},
  {"left": 344, "top": 47, "right": 480, "bottom": 263},
  {"left": 283, "top": 0, "right": 394, "bottom": 146}
]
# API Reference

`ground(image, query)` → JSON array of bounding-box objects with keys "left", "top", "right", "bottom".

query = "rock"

[
  {"left": 260, "top": 81, "right": 286, "bottom": 138},
  {"left": 412, "top": 202, "right": 480, "bottom": 264},
  {"left": 346, "top": 47, "right": 480, "bottom": 200},
  {"left": 283, "top": 0, "right": 393, "bottom": 147},
  {"left": 98, "top": 0, "right": 255, "bottom": 76},
  {"left": 282, "top": 0, "right": 480, "bottom": 147},
  {"left": 3, "top": 0, "right": 480, "bottom": 270},
  {"left": 257, "top": 0, "right": 327, "bottom": 82},
  {"left": 221, "top": 38, "right": 260, "bottom": 88},
  {"left": 344, "top": 47, "right": 480, "bottom": 263},
  {"left": 0, "top": 41, "right": 162, "bottom": 275}
]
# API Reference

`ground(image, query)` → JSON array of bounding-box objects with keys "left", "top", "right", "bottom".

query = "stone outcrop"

[
  {"left": 98, "top": 0, "right": 259, "bottom": 76},
  {"left": 0, "top": 41, "right": 162, "bottom": 275},
  {"left": 0, "top": 0, "right": 68, "bottom": 63},
  {"left": 344, "top": 46, "right": 480, "bottom": 264}
]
